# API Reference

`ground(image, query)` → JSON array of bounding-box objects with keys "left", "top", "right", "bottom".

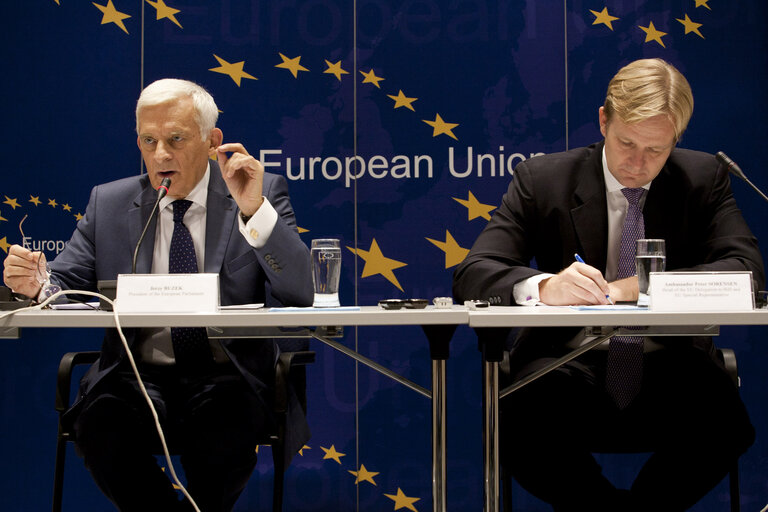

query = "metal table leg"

[
  {"left": 483, "top": 359, "right": 499, "bottom": 512},
  {"left": 432, "top": 359, "right": 447, "bottom": 512}
]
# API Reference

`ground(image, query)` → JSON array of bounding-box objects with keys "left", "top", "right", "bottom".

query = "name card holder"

[
  {"left": 115, "top": 273, "right": 219, "bottom": 313},
  {"left": 649, "top": 271, "right": 754, "bottom": 311}
]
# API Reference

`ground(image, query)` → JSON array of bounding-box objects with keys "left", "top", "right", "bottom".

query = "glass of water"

[
  {"left": 635, "top": 239, "right": 666, "bottom": 304},
  {"left": 311, "top": 239, "right": 341, "bottom": 307}
]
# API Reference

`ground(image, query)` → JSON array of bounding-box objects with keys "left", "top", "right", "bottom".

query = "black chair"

[
  {"left": 52, "top": 349, "right": 315, "bottom": 512},
  {"left": 500, "top": 348, "right": 742, "bottom": 512}
]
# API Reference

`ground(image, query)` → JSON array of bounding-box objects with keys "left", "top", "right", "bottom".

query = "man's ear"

[
  {"left": 208, "top": 128, "right": 223, "bottom": 157},
  {"left": 598, "top": 106, "right": 608, "bottom": 137}
]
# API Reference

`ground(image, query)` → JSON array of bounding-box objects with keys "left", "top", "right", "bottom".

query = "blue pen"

[{"left": 574, "top": 253, "right": 614, "bottom": 304}]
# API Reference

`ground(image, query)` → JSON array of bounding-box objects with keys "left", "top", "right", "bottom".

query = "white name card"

[
  {"left": 115, "top": 273, "right": 219, "bottom": 313},
  {"left": 649, "top": 271, "right": 754, "bottom": 311}
]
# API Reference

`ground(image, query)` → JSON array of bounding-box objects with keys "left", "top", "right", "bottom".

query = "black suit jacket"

[
  {"left": 53, "top": 161, "right": 314, "bottom": 465},
  {"left": 453, "top": 142, "right": 765, "bottom": 371}
]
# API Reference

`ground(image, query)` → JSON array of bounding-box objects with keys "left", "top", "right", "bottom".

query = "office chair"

[
  {"left": 500, "top": 348, "right": 742, "bottom": 512},
  {"left": 52, "top": 349, "right": 315, "bottom": 512}
]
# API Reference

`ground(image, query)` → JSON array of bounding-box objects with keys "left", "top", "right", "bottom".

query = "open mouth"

[{"left": 157, "top": 170, "right": 177, "bottom": 179}]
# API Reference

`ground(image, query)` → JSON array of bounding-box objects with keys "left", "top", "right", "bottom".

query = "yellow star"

[
  {"left": 92, "top": 1, "right": 131, "bottom": 34},
  {"left": 275, "top": 53, "right": 309, "bottom": 79},
  {"left": 384, "top": 488, "right": 421, "bottom": 512},
  {"left": 426, "top": 231, "right": 470, "bottom": 269},
  {"left": 145, "top": 0, "right": 182, "bottom": 29},
  {"left": 29, "top": 196, "right": 42, "bottom": 206},
  {"left": 695, "top": 0, "right": 711, "bottom": 9},
  {"left": 298, "top": 445, "right": 311, "bottom": 456},
  {"left": 62, "top": 204, "right": 72, "bottom": 212},
  {"left": 0, "top": 212, "right": 6, "bottom": 222},
  {"left": 0, "top": 237, "right": 11, "bottom": 254},
  {"left": 347, "top": 239, "right": 407, "bottom": 292},
  {"left": 75, "top": 213, "right": 84, "bottom": 221},
  {"left": 320, "top": 445, "right": 346, "bottom": 464},
  {"left": 48, "top": 198, "right": 58, "bottom": 208},
  {"left": 639, "top": 21, "right": 667, "bottom": 48},
  {"left": 387, "top": 90, "right": 418, "bottom": 112},
  {"left": 676, "top": 14, "right": 704, "bottom": 38},
  {"left": 209, "top": 54, "right": 257, "bottom": 86},
  {"left": 324, "top": 59, "right": 349, "bottom": 81},
  {"left": 423, "top": 114, "right": 459, "bottom": 140},
  {"left": 3, "top": 196, "right": 20, "bottom": 210},
  {"left": 359, "top": 69, "right": 385, "bottom": 89},
  {"left": 298, "top": 226, "right": 309, "bottom": 233},
  {"left": 348, "top": 464, "right": 379, "bottom": 486},
  {"left": 589, "top": 7, "right": 619, "bottom": 30},
  {"left": 453, "top": 191, "right": 496, "bottom": 221},
  {"left": 53, "top": 0, "right": 60, "bottom": 4}
]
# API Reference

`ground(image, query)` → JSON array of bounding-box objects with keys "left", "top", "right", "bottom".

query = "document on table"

[
  {"left": 270, "top": 306, "right": 361, "bottom": 312},
  {"left": 51, "top": 302, "right": 100, "bottom": 310},
  {"left": 219, "top": 303, "right": 264, "bottom": 310},
  {"left": 568, "top": 304, "right": 646, "bottom": 311}
]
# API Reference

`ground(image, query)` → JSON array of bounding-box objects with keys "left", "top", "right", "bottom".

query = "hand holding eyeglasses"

[{"left": 2, "top": 245, "right": 59, "bottom": 301}]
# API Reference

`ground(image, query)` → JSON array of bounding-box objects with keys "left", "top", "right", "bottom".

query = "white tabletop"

[
  {"left": 468, "top": 305, "right": 768, "bottom": 328},
  {"left": 0, "top": 305, "right": 469, "bottom": 329}
]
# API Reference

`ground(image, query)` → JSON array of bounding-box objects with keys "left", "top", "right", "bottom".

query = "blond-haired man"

[{"left": 454, "top": 59, "right": 763, "bottom": 510}]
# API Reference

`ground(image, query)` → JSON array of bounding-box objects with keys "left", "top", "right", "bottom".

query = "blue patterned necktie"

[
  {"left": 169, "top": 199, "right": 213, "bottom": 371},
  {"left": 605, "top": 188, "right": 645, "bottom": 409}
]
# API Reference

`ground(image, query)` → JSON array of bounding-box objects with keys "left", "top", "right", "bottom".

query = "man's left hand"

[{"left": 216, "top": 143, "right": 264, "bottom": 216}]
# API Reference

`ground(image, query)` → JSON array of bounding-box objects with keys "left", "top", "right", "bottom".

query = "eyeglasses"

[
  {"left": 378, "top": 298, "right": 428, "bottom": 310},
  {"left": 19, "top": 214, "right": 61, "bottom": 303}
]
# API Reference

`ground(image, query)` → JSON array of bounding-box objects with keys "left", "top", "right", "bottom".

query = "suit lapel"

[
  {"left": 127, "top": 176, "right": 159, "bottom": 274},
  {"left": 204, "top": 161, "right": 237, "bottom": 274},
  {"left": 570, "top": 143, "right": 609, "bottom": 271}
]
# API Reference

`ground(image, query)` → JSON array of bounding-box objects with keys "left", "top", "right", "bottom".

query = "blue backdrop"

[{"left": 1, "top": 1, "right": 766, "bottom": 510}]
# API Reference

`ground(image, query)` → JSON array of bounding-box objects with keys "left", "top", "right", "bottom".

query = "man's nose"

[
  {"left": 628, "top": 149, "right": 645, "bottom": 168},
  {"left": 154, "top": 141, "right": 172, "bottom": 161}
]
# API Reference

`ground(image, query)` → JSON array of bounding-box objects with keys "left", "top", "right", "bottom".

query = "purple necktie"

[
  {"left": 605, "top": 188, "right": 645, "bottom": 409},
  {"left": 169, "top": 200, "right": 213, "bottom": 371}
]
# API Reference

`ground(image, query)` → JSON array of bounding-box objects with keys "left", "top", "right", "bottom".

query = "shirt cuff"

[
  {"left": 512, "top": 273, "right": 554, "bottom": 306},
  {"left": 238, "top": 197, "right": 278, "bottom": 249}
]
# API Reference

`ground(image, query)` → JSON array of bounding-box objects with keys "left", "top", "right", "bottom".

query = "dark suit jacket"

[
  {"left": 453, "top": 142, "right": 765, "bottom": 372},
  {"left": 52, "top": 161, "right": 314, "bottom": 465}
]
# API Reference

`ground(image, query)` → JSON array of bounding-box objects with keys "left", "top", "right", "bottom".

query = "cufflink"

[{"left": 249, "top": 229, "right": 259, "bottom": 239}]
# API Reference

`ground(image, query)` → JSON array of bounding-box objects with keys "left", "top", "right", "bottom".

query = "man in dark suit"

[
  {"left": 3, "top": 79, "right": 313, "bottom": 511},
  {"left": 453, "top": 59, "right": 764, "bottom": 510}
]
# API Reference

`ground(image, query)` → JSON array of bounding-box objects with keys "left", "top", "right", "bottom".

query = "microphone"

[
  {"left": 715, "top": 152, "right": 768, "bottom": 202},
  {"left": 131, "top": 178, "right": 171, "bottom": 273}
]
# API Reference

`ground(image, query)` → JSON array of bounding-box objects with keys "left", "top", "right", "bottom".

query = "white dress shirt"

[
  {"left": 512, "top": 147, "right": 649, "bottom": 305},
  {"left": 137, "top": 163, "right": 279, "bottom": 363}
]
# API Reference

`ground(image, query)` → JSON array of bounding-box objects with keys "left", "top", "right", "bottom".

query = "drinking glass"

[
  {"left": 635, "top": 239, "right": 666, "bottom": 304},
  {"left": 311, "top": 239, "right": 341, "bottom": 307}
]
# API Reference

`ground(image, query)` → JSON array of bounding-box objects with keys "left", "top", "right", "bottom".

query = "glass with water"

[
  {"left": 636, "top": 239, "right": 666, "bottom": 304},
  {"left": 311, "top": 239, "right": 341, "bottom": 307}
]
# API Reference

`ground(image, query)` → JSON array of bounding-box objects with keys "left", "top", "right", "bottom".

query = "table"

[
  {"left": 0, "top": 305, "right": 467, "bottom": 512},
  {"left": 468, "top": 306, "right": 768, "bottom": 512}
]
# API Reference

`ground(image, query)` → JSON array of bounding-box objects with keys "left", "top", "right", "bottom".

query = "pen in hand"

[{"left": 574, "top": 253, "right": 614, "bottom": 304}]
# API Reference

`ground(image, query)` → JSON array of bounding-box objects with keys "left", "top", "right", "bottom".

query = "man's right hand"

[
  {"left": 3, "top": 245, "right": 43, "bottom": 298},
  {"left": 539, "top": 261, "right": 612, "bottom": 306}
]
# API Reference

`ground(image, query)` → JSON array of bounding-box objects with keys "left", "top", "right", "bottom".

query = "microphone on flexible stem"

[
  {"left": 716, "top": 152, "right": 768, "bottom": 203},
  {"left": 131, "top": 178, "right": 171, "bottom": 273}
]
